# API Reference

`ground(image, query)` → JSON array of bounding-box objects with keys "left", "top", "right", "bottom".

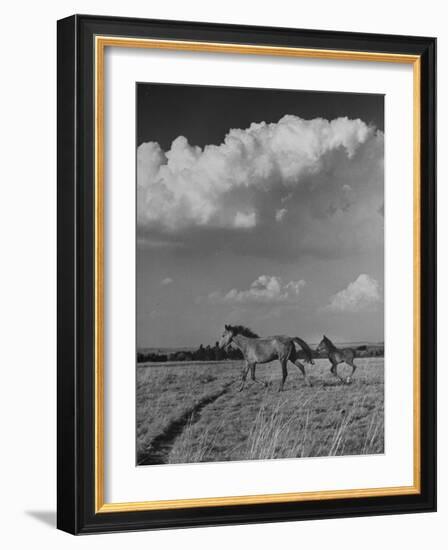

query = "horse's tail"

[{"left": 293, "top": 337, "right": 315, "bottom": 365}]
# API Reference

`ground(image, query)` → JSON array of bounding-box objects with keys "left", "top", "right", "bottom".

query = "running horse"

[
  {"left": 316, "top": 335, "right": 357, "bottom": 384},
  {"left": 218, "top": 325, "right": 315, "bottom": 391}
]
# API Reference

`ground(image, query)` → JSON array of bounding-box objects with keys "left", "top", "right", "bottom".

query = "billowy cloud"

[
  {"left": 324, "top": 274, "right": 381, "bottom": 312},
  {"left": 160, "top": 277, "right": 173, "bottom": 286},
  {"left": 207, "top": 275, "right": 306, "bottom": 305},
  {"left": 137, "top": 115, "right": 384, "bottom": 262},
  {"left": 234, "top": 211, "right": 257, "bottom": 228},
  {"left": 137, "top": 115, "right": 378, "bottom": 232},
  {"left": 275, "top": 208, "right": 287, "bottom": 222}
]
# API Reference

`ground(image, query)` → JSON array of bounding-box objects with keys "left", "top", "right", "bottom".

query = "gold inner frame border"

[{"left": 94, "top": 35, "right": 421, "bottom": 514}]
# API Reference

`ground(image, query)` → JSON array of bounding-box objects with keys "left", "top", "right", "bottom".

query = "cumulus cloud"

[
  {"left": 137, "top": 115, "right": 377, "bottom": 232},
  {"left": 207, "top": 275, "right": 306, "bottom": 305},
  {"left": 275, "top": 208, "right": 287, "bottom": 222},
  {"left": 160, "top": 277, "right": 173, "bottom": 286},
  {"left": 324, "top": 274, "right": 381, "bottom": 312},
  {"left": 234, "top": 211, "right": 257, "bottom": 228}
]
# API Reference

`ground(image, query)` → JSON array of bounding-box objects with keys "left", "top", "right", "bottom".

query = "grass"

[{"left": 136, "top": 358, "right": 384, "bottom": 465}]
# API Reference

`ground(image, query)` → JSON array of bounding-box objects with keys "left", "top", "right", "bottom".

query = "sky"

[{"left": 136, "top": 83, "right": 384, "bottom": 348}]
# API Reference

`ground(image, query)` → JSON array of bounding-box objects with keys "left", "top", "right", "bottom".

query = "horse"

[
  {"left": 218, "top": 324, "right": 315, "bottom": 392},
  {"left": 316, "top": 335, "right": 357, "bottom": 384}
]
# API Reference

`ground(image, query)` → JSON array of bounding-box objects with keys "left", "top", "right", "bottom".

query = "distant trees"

[
  {"left": 137, "top": 342, "right": 384, "bottom": 364},
  {"left": 137, "top": 342, "right": 244, "bottom": 364}
]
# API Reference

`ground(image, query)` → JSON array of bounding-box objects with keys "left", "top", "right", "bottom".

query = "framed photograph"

[{"left": 57, "top": 14, "right": 436, "bottom": 534}]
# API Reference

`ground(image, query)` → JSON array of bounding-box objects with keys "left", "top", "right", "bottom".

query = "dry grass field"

[{"left": 136, "top": 358, "right": 384, "bottom": 465}]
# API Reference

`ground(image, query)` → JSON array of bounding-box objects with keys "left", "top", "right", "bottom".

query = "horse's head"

[
  {"left": 316, "top": 335, "right": 329, "bottom": 354},
  {"left": 218, "top": 325, "right": 234, "bottom": 349}
]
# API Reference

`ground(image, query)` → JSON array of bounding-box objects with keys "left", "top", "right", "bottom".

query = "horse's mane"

[{"left": 225, "top": 324, "right": 259, "bottom": 338}]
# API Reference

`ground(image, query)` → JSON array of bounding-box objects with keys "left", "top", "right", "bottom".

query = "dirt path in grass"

[{"left": 138, "top": 381, "right": 235, "bottom": 465}]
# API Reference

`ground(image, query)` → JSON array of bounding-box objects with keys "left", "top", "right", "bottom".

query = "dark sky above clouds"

[
  {"left": 137, "top": 84, "right": 384, "bottom": 149},
  {"left": 136, "top": 83, "right": 384, "bottom": 348}
]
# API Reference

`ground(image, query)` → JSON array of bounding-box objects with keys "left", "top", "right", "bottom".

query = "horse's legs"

[
  {"left": 279, "top": 359, "right": 288, "bottom": 391},
  {"left": 250, "top": 363, "right": 256, "bottom": 380},
  {"left": 345, "top": 360, "right": 357, "bottom": 384},
  {"left": 250, "top": 363, "right": 267, "bottom": 388},
  {"left": 330, "top": 360, "right": 345, "bottom": 383},
  {"left": 239, "top": 362, "right": 251, "bottom": 392},
  {"left": 292, "top": 360, "right": 312, "bottom": 386},
  {"left": 330, "top": 361, "right": 337, "bottom": 377}
]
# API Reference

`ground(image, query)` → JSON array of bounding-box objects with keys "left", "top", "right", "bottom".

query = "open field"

[{"left": 136, "top": 358, "right": 384, "bottom": 465}]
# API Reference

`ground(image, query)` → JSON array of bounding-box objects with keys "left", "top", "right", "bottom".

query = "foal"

[{"left": 316, "top": 335, "right": 357, "bottom": 384}]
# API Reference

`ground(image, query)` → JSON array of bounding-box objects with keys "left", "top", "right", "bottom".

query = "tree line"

[
  {"left": 137, "top": 342, "right": 383, "bottom": 363},
  {"left": 137, "top": 343, "right": 243, "bottom": 364}
]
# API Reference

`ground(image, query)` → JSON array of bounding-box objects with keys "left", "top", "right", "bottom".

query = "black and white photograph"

[{"left": 136, "top": 83, "right": 385, "bottom": 466}]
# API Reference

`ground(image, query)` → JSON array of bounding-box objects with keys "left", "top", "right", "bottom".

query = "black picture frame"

[{"left": 57, "top": 14, "right": 436, "bottom": 535}]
